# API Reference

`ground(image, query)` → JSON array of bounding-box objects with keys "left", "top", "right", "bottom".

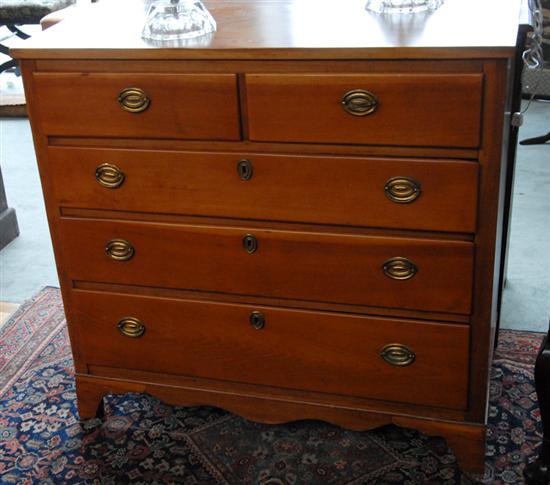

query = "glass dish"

[
  {"left": 142, "top": 0, "right": 216, "bottom": 42},
  {"left": 365, "top": 0, "right": 444, "bottom": 14}
]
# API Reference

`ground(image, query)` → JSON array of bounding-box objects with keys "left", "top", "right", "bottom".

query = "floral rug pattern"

[{"left": 0, "top": 287, "right": 545, "bottom": 484}]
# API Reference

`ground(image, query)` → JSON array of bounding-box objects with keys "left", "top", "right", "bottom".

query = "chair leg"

[
  {"left": 6, "top": 24, "right": 30, "bottom": 40},
  {"left": 0, "top": 24, "right": 28, "bottom": 76},
  {"left": 524, "top": 323, "right": 550, "bottom": 484},
  {"left": 0, "top": 58, "right": 18, "bottom": 75}
]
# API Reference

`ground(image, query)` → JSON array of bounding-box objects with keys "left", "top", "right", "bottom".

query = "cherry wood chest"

[{"left": 12, "top": 0, "right": 525, "bottom": 473}]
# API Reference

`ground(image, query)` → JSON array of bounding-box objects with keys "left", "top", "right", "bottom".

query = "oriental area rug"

[{"left": 0, "top": 287, "right": 544, "bottom": 484}]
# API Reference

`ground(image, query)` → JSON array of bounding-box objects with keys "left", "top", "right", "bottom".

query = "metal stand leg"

[{"left": 520, "top": 131, "right": 550, "bottom": 145}]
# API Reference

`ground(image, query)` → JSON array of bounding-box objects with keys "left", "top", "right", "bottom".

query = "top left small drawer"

[{"left": 31, "top": 73, "right": 241, "bottom": 140}]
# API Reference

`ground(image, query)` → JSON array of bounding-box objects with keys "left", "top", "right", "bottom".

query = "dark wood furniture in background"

[
  {"left": 0, "top": 166, "right": 18, "bottom": 250},
  {"left": 527, "top": 328, "right": 550, "bottom": 484},
  {"left": 12, "top": 0, "right": 526, "bottom": 474},
  {"left": 524, "top": 323, "right": 550, "bottom": 484}
]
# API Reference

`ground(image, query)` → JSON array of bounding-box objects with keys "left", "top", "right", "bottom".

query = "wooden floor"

[{"left": 0, "top": 302, "right": 20, "bottom": 331}]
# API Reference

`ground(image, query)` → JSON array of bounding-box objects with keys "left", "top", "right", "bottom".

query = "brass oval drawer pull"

[
  {"left": 380, "top": 343, "right": 416, "bottom": 367},
  {"left": 243, "top": 234, "right": 258, "bottom": 254},
  {"left": 105, "top": 238, "right": 135, "bottom": 261},
  {"left": 250, "top": 311, "right": 265, "bottom": 330},
  {"left": 237, "top": 159, "right": 253, "bottom": 181},
  {"left": 382, "top": 256, "right": 417, "bottom": 280},
  {"left": 384, "top": 176, "right": 421, "bottom": 204},
  {"left": 117, "top": 317, "right": 146, "bottom": 338},
  {"left": 341, "top": 89, "right": 378, "bottom": 116},
  {"left": 118, "top": 87, "right": 151, "bottom": 113},
  {"left": 95, "top": 163, "right": 125, "bottom": 189}
]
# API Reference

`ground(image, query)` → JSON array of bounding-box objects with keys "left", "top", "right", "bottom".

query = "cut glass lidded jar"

[
  {"left": 365, "top": 0, "right": 444, "bottom": 14},
  {"left": 142, "top": 0, "right": 216, "bottom": 41}
]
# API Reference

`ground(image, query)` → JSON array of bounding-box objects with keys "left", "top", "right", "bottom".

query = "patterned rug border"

[
  {"left": 0, "top": 286, "right": 59, "bottom": 338},
  {"left": 0, "top": 286, "right": 66, "bottom": 398},
  {"left": 499, "top": 328, "right": 548, "bottom": 335}
]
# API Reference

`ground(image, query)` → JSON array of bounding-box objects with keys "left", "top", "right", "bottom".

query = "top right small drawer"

[{"left": 245, "top": 73, "right": 483, "bottom": 148}]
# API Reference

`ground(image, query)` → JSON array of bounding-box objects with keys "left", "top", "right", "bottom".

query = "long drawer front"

[
  {"left": 49, "top": 147, "right": 479, "bottom": 233},
  {"left": 71, "top": 290, "right": 470, "bottom": 410},
  {"left": 59, "top": 218, "right": 474, "bottom": 314}
]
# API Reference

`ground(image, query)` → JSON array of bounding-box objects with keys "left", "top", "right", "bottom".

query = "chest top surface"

[{"left": 11, "top": 0, "right": 523, "bottom": 60}]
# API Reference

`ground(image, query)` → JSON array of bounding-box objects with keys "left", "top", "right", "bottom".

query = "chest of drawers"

[{"left": 13, "top": 0, "right": 525, "bottom": 473}]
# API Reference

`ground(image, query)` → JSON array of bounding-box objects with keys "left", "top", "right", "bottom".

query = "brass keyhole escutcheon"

[
  {"left": 117, "top": 317, "right": 146, "bottom": 338},
  {"left": 382, "top": 257, "right": 417, "bottom": 280},
  {"left": 384, "top": 176, "right": 421, "bottom": 204},
  {"left": 105, "top": 238, "right": 135, "bottom": 261},
  {"left": 250, "top": 311, "right": 266, "bottom": 330},
  {"left": 341, "top": 89, "right": 378, "bottom": 116},
  {"left": 237, "top": 159, "right": 253, "bottom": 181},
  {"left": 95, "top": 163, "right": 125, "bottom": 189},
  {"left": 243, "top": 234, "right": 258, "bottom": 254},
  {"left": 118, "top": 87, "right": 151, "bottom": 113},
  {"left": 380, "top": 343, "right": 416, "bottom": 367}
]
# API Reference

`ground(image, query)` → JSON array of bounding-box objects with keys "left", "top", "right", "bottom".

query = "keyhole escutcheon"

[
  {"left": 243, "top": 234, "right": 258, "bottom": 254},
  {"left": 250, "top": 311, "right": 265, "bottom": 330},
  {"left": 237, "top": 159, "right": 253, "bottom": 181}
]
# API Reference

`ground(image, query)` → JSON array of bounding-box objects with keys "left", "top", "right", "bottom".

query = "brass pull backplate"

[
  {"left": 250, "top": 311, "right": 266, "bottom": 330},
  {"left": 105, "top": 238, "right": 135, "bottom": 261},
  {"left": 118, "top": 87, "right": 150, "bottom": 113},
  {"left": 117, "top": 317, "right": 146, "bottom": 338},
  {"left": 383, "top": 256, "right": 417, "bottom": 280},
  {"left": 95, "top": 163, "right": 125, "bottom": 189},
  {"left": 341, "top": 89, "right": 378, "bottom": 116},
  {"left": 380, "top": 343, "right": 416, "bottom": 366},
  {"left": 384, "top": 176, "right": 421, "bottom": 204}
]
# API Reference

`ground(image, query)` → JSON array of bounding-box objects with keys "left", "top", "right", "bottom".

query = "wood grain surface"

[
  {"left": 74, "top": 373, "right": 483, "bottom": 472},
  {"left": 10, "top": 0, "right": 522, "bottom": 60},
  {"left": 32, "top": 72, "right": 240, "bottom": 140},
  {"left": 246, "top": 73, "right": 483, "bottom": 148},
  {"left": 71, "top": 289, "right": 470, "bottom": 410},
  {"left": 48, "top": 147, "right": 479, "bottom": 233},
  {"left": 58, "top": 217, "right": 475, "bottom": 314},
  {"left": 14, "top": 0, "right": 524, "bottom": 474}
]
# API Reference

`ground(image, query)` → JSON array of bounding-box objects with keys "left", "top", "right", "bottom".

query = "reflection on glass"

[
  {"left": 142, "top": 0, "right": 216, "bottom": 42},
  {"left": 365, "top": 0, "right": 444, "bottom": 14},
  {"left": 373, "top": 8, "right": 435, "bottom": 44}
]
